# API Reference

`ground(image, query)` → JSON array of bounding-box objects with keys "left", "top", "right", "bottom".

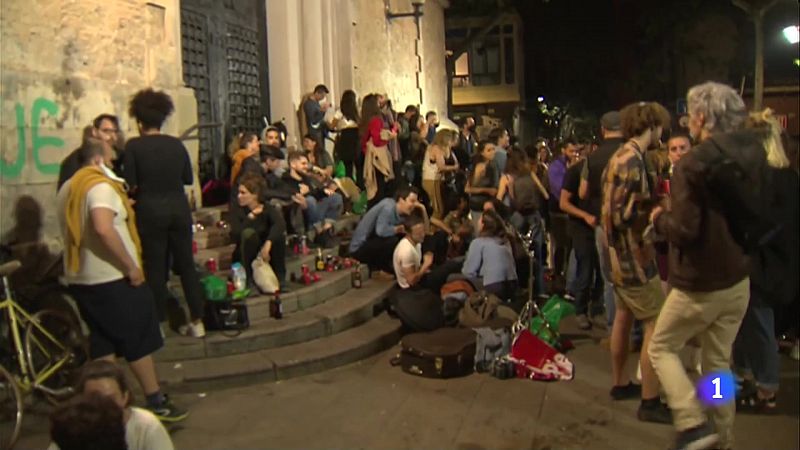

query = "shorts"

[
  {"left": 69, "top": 279, "right": 164, "bottom": 362},
  {"left": 614, "top": 276, "right": 665, "bottom": 321}
]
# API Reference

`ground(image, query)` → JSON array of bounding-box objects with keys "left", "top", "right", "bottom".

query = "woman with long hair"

[
  {"left": 462, "top": 208, "right": 518, "bottom": 300},
  {"left": 123, "top": 88, "right": 205, "bottom": 337},
  {"left": 360, "top": 93, "right": 396, "bottom": 208},
  {"left": 465, "top": 141, "right": 498, "bottom": 233},
  {"left": 333, "top": 90, "right": 360, "bottom": 181},
  {"left": 230, "top": 172, "right": 287, "bottom": 290},
  {"left": 422, "top": 129, "right": 459, "bottom": 220},
  {"left": 230, "top": 132, "right": 260, "bottom": 184}
]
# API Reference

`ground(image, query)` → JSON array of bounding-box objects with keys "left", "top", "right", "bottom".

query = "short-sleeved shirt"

[
  {"left": 57, "top": 178, "right": 140, "bottom": 285},
  {"left": 562, "top": 162, "right": 593, "bottom": 237},
  {"left": 393, "top": 238, "right": 422, "bottom": 289},
  {"left": 48, "top": 407, "right": 174, "bottom": 450}
]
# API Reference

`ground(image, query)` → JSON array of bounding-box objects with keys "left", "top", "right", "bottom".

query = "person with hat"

[{"left": 579, "top": 110, "right": 624, "bottom": 329}]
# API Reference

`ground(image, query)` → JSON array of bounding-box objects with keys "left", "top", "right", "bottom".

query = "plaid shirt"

[{"left": 600, "top": 144, "right": 658, "bottom": 287}]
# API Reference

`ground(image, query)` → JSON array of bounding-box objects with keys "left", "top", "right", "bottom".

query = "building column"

[
  {"left": 266, "top": 0, "right": 304, "bottom": 147},
  {"left": 301, "top": 0, "right": 325, "bottom": 93}
]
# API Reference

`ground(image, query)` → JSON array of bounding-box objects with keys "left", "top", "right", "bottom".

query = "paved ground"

[{"left": 16, "top": 320, "right": 799, "bottom": 450}]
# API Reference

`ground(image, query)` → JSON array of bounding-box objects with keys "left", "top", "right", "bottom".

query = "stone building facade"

[{"left": 0, "top": 0, "right": 449, "bottom": 241}]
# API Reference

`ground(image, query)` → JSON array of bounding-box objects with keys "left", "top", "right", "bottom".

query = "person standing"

[
  {"left": 302, "top": 84, "right": 330, "bottom": 149},
  {"left": 422, "top": 129, "right": 460, "bottom": 220},
  {"left": 465, "top": 141, "right": 498, "bottom": 234},
  {"left": 648, "top": 83, "right": 782, "bottom": 450},
  {"left": 333, "top": 89, "right": 360, "bottom": 181},
  {"left": 123, "top": 88, "right": 205, "bottom": 338},
  {"left": 59, "top": 114, "right": 123, "bottom": 190},
  {"left": 58, "top": 140, "right": 187, "bottom": 422},
  {"left": 360, "top": 94, "right": 396, "bottom": 208},
  {"left": 601, "top": 101, "right": 671, "bottom": 424}
]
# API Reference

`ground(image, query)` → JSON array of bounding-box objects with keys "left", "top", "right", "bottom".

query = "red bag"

[{"left": 509, "top": 329, "right": 574, "bottom": 381}]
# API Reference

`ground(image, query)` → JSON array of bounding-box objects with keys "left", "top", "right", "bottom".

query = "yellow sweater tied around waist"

[{"left": 64, "top": 166, "right": 143, "bottom": 274}]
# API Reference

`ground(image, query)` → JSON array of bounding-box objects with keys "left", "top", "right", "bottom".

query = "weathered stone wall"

[
  {"left": 351, "top": 0, "right": 447, "bottom": 116},
  {"left": 267, "top": 0, "right": 448, "bottom": 148},
  {"left": 0, "top": 0, "right": 196, "bottom": 242}
]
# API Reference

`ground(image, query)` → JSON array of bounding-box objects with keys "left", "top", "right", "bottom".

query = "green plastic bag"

[
  {"left": 335, "top": 161, "right": 346, "bottom": 179},
  {"left": 529, "top": 295, "right": 575, "bottom": 347},
  {"left": 352, "top": 191, "right": 368, "bottom": 215},
  {"left": 201, "top": 275, "right": 228, "bottom": 302}
]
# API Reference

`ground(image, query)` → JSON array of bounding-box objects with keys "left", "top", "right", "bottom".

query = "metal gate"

[{"left": 179, "top": 0, "right": 269, "bottom": 184}]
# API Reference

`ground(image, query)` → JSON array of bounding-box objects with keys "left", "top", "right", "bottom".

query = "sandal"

[{"left": 736, "top": 391, "right": 777, "bottom": 413}]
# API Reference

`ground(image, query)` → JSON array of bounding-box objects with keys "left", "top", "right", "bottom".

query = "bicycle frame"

[{"left": 1, "top": 277, "right": 70, "bottom": 394}]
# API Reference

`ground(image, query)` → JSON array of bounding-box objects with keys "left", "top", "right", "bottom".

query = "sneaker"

[
  {"left": 148, "top": 395, "right": 189, "bottom": 423},
  {"left": 178, "top": 321, "right": 206, "bottom": 338},
  {"left": 637, "top": 402, "right": 672, "bottom": 424},
  {"left": 673, "top": 422, "right": 719, "bottom": 450},
  {"left": 610, "top": 382, "right": 642, "bottom": 400},
  {"left": 563, "top": 292, "right": 576, "bottom": 302},
  {"left": 576, "top": 314, "right": 592, "bottom": 330}
]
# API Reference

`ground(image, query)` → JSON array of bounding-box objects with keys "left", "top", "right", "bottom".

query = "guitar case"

[{"left": 398, "top": 327, "right": 476, "bottom": 378}]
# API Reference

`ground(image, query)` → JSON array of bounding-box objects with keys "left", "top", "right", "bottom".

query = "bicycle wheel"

[
  {"left": 0, "top": 364, "right": 22, "bottom": 450},
  {"left": 24, "top": 309, "right": 89, "bottom": 404}
]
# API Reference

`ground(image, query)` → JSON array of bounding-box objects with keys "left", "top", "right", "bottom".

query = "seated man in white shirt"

[
  {"left": 393, "top": 214, "right": 434, "bottom": 290},
  {"left": 393, "top": 214, "right": 462, "bottom": 293}
]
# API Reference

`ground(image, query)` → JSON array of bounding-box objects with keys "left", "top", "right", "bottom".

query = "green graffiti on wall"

[{"left": 0, "top": 97, "right": 65, "bottom": 178}]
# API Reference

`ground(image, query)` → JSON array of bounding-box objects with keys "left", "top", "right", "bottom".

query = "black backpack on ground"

[
  {"left": 391, "top": 288, "right": 445, "bottom": 332},
  {"left": 397, "top": 327, "right": 476, "bottom": 378}
]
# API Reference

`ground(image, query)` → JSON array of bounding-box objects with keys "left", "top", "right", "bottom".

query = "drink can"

[{"left": 206, "top": 258, "right": 217, "bottom": 273}]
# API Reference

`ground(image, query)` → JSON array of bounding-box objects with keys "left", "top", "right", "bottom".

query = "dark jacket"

[
  {"left": 654, "top": 130, "right": 762, "bottom": 292},
  {"left": 750, "top": 168, "right": 799, "bottom": 306},
  {"left": 229, "top": 202, "right": 286, "bottom": 248}
]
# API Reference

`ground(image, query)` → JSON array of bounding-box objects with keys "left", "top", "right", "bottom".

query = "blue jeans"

[
  {"left": 305, "top": 194, "right": 343, "bottom": 228},
  {"left": 733, "top": 293, "right": 780, "bottom": 392},
  {"left": 594, "top": 227, "right": 616, "bottom": 326},
  {"left": 572, "top": 230, "right": 603, "bottom": 316},
  {"left": 510, "top": 211, "right": 545, "bottom": 297}
]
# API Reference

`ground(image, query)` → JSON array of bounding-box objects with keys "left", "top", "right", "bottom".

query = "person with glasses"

[{"left": 58, "top": 114, "right": 123, "bottom": 190}]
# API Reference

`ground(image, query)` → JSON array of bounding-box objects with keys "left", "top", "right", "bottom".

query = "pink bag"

[{"left": 509, "top": 329, "right": 574, "bottom": 381}]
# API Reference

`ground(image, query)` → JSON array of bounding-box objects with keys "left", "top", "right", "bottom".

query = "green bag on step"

[
  {"left": 335, "top": 161, "right": 346, "bottom": 179},
  {"left": 353, "top": 191, "right": 368, "bottom": 215}
]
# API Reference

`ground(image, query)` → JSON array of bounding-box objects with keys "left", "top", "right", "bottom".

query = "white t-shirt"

[
  {"left": 48, "top": 407, "right": 174, "bottom": 450},
  {"left": 57, "top": 178, "right": 140, "bottom": 285},
  {"left": 393, "top": 238, "right": 422, "bottom": 289}
]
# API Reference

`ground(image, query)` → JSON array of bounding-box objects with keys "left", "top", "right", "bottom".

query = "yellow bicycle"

[{"left": 0, "top": 260, "right": 88, "bottom": 449}]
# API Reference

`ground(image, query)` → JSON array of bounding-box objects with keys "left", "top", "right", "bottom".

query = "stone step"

[
  {"left": 192, "top": 245, "right": 342, "bottom": 275},
  {"left": 157, "top": 277, "right": 393, "bottom": 361},
  {"left": 157, "top": 313, "right": 402, "bottom": 392}
]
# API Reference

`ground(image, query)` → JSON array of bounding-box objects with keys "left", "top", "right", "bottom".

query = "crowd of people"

[{"left": 49, "top": 78, "right": 799, "bottom": 450}]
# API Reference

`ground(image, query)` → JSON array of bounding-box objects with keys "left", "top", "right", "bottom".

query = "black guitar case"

[{"left": 398, "top": 327, "right": 476, "bottom": 378}]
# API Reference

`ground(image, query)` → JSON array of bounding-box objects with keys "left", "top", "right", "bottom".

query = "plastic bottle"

[{"left": 231, "top": 262, "right": 247, "bottom": 292}]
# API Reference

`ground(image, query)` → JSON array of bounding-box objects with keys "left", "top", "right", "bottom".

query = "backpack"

[
  {"left": 512, "top": 174, "right": 541, "bottom": 214},
  {"left": 702, "top": 137, "right": 779, "bottom": 253}
]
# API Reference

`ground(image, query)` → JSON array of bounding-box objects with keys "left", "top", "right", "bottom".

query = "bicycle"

[{"left": 0, "top": 260, "right": 89, "bottom": 449}]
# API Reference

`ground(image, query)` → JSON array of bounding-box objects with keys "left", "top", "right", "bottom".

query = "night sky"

[{"left": 449, "top": 0, "right": 799, "bottom": 117}]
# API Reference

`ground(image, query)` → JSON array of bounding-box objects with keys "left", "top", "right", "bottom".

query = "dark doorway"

[{"left": 180, "top": 0, "right": 270, "bottom": 184}]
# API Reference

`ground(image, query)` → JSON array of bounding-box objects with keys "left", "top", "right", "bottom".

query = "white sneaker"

[{"left": 178, "top": 321, "right": 206, "bottom": 338}]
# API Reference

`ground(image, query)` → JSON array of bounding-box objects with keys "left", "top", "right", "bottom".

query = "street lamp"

[{"left": 783, "top": 25, "right": 799, "bottom": 44}]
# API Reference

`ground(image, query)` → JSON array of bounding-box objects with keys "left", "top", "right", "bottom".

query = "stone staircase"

[{"left": 157, "top": 205, "right": 400, "bottom": 392}]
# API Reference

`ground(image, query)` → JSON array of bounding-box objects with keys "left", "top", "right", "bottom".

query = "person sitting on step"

[
  {"left": 393, "top": 213, "right": 464, "bottom": 294},
  {"left": 282, "top": 150, "right": 343, "bottom": 248},
  {"left": 230, "top": 173, "right": 288, "bottom": 293},
  {"left": 349, "top": 185, "right": 423, "bottom": 278},
  {"left": 462, "top": 208, "right": 518, "bottom": 301}
]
